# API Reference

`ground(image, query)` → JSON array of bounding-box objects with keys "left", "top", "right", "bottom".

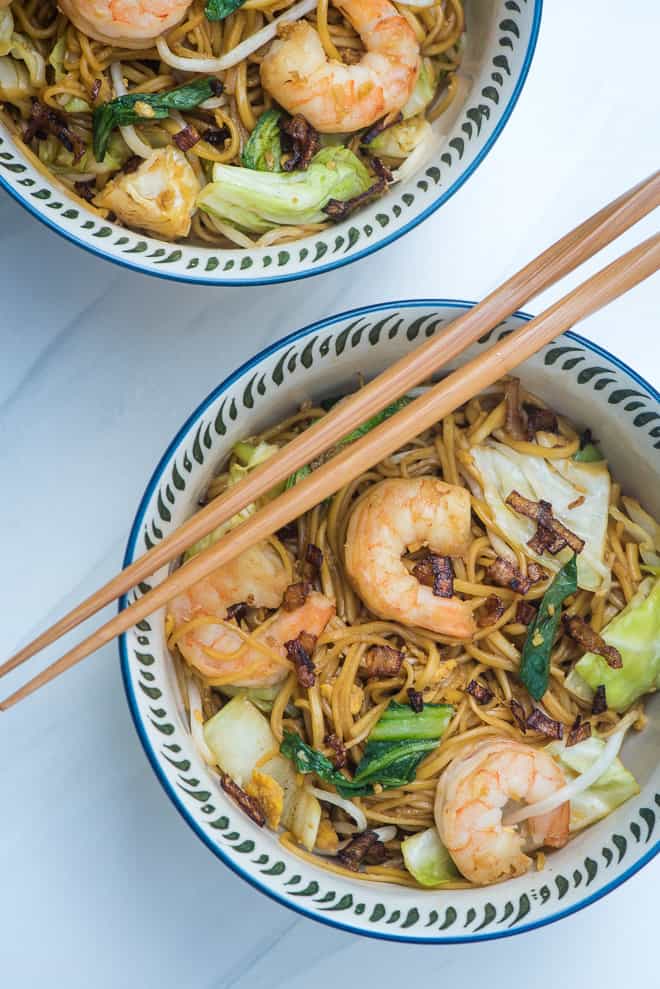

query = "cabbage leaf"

[
  {"left": 470, "top": 442, "right": 611, "bottom": 590},
  {"left": 569, "top": 577, "right": 660, "bottom": 711},
  {"left": 196, "top": 147, "right": 372, "bottom": 233},
  {"left": 184, "top": 439, "right": 279, "bottom": 560},
  {"left": 401, "top": 827, "right": 460, "bottom": 886},
  {"left": 546, "top": 735, "right": 639, "bottom": 831}
]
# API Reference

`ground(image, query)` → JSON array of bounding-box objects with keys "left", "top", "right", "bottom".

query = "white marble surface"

[{"left": 1, "top": 1, "right": 659, "bottom": 985}]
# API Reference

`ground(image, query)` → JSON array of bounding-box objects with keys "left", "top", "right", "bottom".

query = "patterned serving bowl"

[
  {"left": 120, "top": 300, "right": 659, "bottom": 942},
  {"left": 0, "top": 2, "right": 541, "bottom": 285}
]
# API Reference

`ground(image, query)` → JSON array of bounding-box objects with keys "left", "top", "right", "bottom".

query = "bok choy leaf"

[
  {"left": 281, "top": 701, "right": 453, "bottom": 796},
  {"left": 520, "top": 555, "right": 577, "bottom": 700}
]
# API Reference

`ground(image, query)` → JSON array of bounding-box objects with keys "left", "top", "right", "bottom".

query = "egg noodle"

[
  {"left": 0, "top": 0, "right": 465, "bottom": 246},
  {"left": 166, "top": 379, "right": 656, "bottom": 888}
]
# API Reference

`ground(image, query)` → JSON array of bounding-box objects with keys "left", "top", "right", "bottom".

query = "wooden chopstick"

[
  {"left": 2, "top": 172, "right": 659, "bottom": 684},
  {"left": 3, "top": 232, "right": 658, "bottom": 710}
]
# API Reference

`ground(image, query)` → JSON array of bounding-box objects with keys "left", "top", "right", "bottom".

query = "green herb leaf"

[
  {"left": 280, "top": 701, "right": 452, "bottom": 796},
  {"left": 241, "top": 108, "right": 283, "bottom": 172},
  {"left": 285, "top": 464, "right": 312, "bottom": 491},
  {"left": 338, "top": 396, "right": 412, "bottom": 446},
  {"left": 520, "top": 555, "right": 578, "bottom": 700},
  {"left": 205, "top": 0, "right": 246, "bottom": 21},
  {"left": 573, "top": 443, "right": 603, "bottom": 463},
  {"left": 284, "top": 395, "right": 412, "bottom": 490},
  {"left": 93, "top": 78, "right": 219, "bottom": 161},
  {"left": 574, "top": 430, "right": 604, "bottom": 462}
]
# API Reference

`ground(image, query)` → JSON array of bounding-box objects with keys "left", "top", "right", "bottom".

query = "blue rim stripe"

[
  {"left": 119, "top": 298, "right": 658, "bottom": 943},
  {"left": 0, "top": 3, "right": 542, "bottom": 286}
]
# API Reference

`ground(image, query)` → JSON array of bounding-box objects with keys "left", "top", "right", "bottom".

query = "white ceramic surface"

[
  {"left": 0, "top": 1, "right": 541, "bottom": 284},
  {"left": 1, "top": 0, "right": 658, "bottom": 983}
]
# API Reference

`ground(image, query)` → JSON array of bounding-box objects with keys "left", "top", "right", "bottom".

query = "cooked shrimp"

[
  {"left": 260, "top": 0, "right": 420, "bottom": 133},
  {"left": 57, "top": 0, "right": 192, "bottom": 49},
  {"left": 167, "top": 543, "right": 335, "bottom": 686},
  {"left": 344, "top": 477, "right": 475, "bottom": 638},
  {"left": 435, "top": 739, "right": 570, "bottom": 885}
]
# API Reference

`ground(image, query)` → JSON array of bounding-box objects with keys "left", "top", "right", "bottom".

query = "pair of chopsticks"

[{"left": 2, "top": 172, "right": 659, "bottom": 711}]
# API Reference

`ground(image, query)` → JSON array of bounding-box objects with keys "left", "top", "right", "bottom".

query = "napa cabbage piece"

[
  {"left": 470, "top": 442, "right": 611, "bottom": 590},
  {"left": 402, "top": 57, "right": 437, "bottom": 118},
  {"left": 48, "top": 34, "right": 66, "bottom": 80},
  {"left": 546, "top": 735, "right": 639, "bottom": 831},
  {"left": 401, "top": 827, "right": 460, "bottom": 886},
  {"left": 365, "top": 116, "right": 432, "bottom": 159},
  {"left": 183, "top": 439, "right": 279, "bottom": 561},
  {"left": 42, "top": 132, "right": 130, "bottom": 176},
  {"left": 567, "top": 577, "right": 660, "bottom": 712},
  {"left": 0, "top": 8, "right": 13, "bottom": 54},
  {"left": 0, "top": 55, "right": 29, "bottom": 103},
  {"left": 0, "top": 9, "right": 45, "bottom": 98},
  {"left": 94, "top": 146, "right": 200, "bottom": 240},
  {"left": 217, "top": 684, "right": 280, "bottom": 713},
  {"left": 204, "top": 695, "right": 321, "bottom": 849},
  {"left": 241, "top": 108, "right": 283, "bottom": 172},
  {"left": 196, "top": 146, "right": 372, "bottom": 233}
]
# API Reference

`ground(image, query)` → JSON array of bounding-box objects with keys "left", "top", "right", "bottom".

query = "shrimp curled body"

[
  {"left": 344, "top": 477, "right": 475, "bottom": 639},
  {"left": 57, "top": 0, "right": 193, "bottom": 48},
  {"left": 260, "top": 0, "right": 421, "bottom": 133},
  {"left": 435, "top": 739, "right": 570, "bottom": 885},
  {"left": 167, "top": 542, "right": 335, "bottom": 687}
]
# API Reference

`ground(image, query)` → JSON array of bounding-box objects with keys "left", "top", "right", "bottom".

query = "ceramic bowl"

[
  {"left": 120, "top": 300, "right": 659, "bottom": 942},
  {"left": 0, "top": 2, "right": 541, "bottom": 285}
]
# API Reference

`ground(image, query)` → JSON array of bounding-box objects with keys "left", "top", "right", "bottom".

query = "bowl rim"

[
  {"left": 0, "top": 2, "right": 543, "bottom": 287},
  {"left": 119, "top": 298, "right": 659, "bottom": 942}
]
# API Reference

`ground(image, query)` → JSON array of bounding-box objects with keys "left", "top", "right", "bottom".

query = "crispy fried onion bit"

[
  {"left": 285, "top": 631, "right": 317, "bottom": 687},
  {"left": 324, "top": 156, "right": 392, "bottom": 221},
  {"left": 281, "top": 113, "right": 320, "bottom": 171},
  {"left": 526, "top": 406, "right": 558, "bottom": 439},
  {"left": 324, "top": 732, "right": 347, "bottom": 769},
  {"left": 504, "top": 377, "right": 526, "bottom": 440},
  {"left": 220, "top": 772, "right": 266, "bottom": 826},
  {"left": 487, "top": 557, "right": 545, "bottom": 594},
  {"left": 466, "top": 679, "right": 494, "bottom": 705},
  {"left": 24, "top": 100, "right": 84, "bottom": 162},
  {"left": 506, "top": 491, "right": 585, "bottom": 556},
  {"left": 412, "top": 552, "right": 454, "bottom": 598},
  {"left": 173, "top": 124, "right": 200, "bottom": 151},
  {"left": 510, "top": 698, "right": 528, "bottom": 733},
  {"left": 526, "top": 707, "right": 564, "bottom": 739},
  {"left": 567, "top": 713, "right": 592, "bottom": 747},
  {"left": 515, "top": 599, "right": 537, "bottom": 625},
  {"left": 562, "top": 614, "right": 622, "bottom": 668},
  {"left": 477, "top": 594, "right": 505, "bottom": 627},
  {"left": 591, "top": 684, "right": 608, "bottom": 715},
  {"left": 364, "top": 644, "right": 404, "bottom": 679},
  {"left": 337, "top": 830, "right": 387, "bottom": 871},
  {"left": 407, "top": 687, "right": 424, "bottom": 712},
  {"left": 283, "top": 581, "right": 311, "bottom": 612},
  {"left": 226, "top": 601, "right": 248, "bottom": 622}
]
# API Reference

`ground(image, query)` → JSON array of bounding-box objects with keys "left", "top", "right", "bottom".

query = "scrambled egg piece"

[
  {"left": 94, "top": 146, "right": 199, "bottom": 240},
  {"left": 245, "top": 771, "right": 284, "bottom": 830},
  {"left": 315, "top": 818, "right": 339, "bottom": 852},
  {"left": 350, "top": 685, "right": 364, "bottom": 716}
]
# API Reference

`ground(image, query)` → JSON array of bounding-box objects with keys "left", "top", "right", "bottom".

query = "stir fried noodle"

[
  {"left": 0, "top": 0, "right": 465, "bottom": 244},
  {"left": 165, "top": 379, "right": 659, "bottom": 888}
]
